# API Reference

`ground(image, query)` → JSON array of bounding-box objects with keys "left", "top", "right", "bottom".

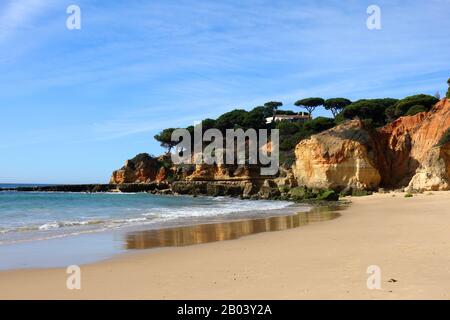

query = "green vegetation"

[
  {"left": 447, "top": 78, "right": 450, "bottom": 99},
  {"left": 392, "top": 94, "right": 438, "bottom": 118},
  {"left": 340, "top": 95, "right": 438, "bottom": 125},
  {"left": 405, "top": 105, "right": 427, "bottom": 116},
  {"left": 288, "top": 186, "right": 339, "bottom": 202},
  {"left": 342, "top": 98, "right": 398, "bottom": 127},
  {"left": 264, "top": 101, "right": 283, "bottom": 123},
  {"left": 404, "top": 193, "right": 413, "bottom": 198},
  {"left": 324, "top": 98, "right": 352, "bottom": 118},
  {"left": 317, "top": 190, "right": 339, "bottom": 201},
  {"left": 154, "top": 128, "right": 178, "bottom": 153},
  {"left": 437, "top": 127, "right": 450, "bottom": 146},
  {"left": 294, "top": 97, "right": 324, "bottom": 118},
  {"left": 215, "top": 109, "right": 248, "bottom": 131},
  {"left": 275, "top": 110, "right": 297, "bottom": 115},
  {"left": 277, "top": 117, "right": 335, "bottom": 166},
  {"left": 288, "top": 186, "right": 316, "bottom": 201},
  {"left": 154, "top": 79, "right": 447, "bottom": 166},
  {"left": 341, "top": 189, "right": 373, "bottom": 197}
]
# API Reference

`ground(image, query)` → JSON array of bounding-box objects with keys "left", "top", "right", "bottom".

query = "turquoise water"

[{"left": 0, "top": 188, "right": 296, "bottom": 245}]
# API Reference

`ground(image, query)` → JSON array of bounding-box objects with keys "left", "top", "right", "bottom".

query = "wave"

[
  {"left": 0, "top": 219, "right": 106, "bottom": 234},
  {"left": 0, "top": 195, "right": 304, "bottom": 245}
]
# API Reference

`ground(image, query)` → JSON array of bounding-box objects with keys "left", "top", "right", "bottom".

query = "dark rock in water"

[
  {"left": 6, "top": 183, "right": 169, "bottom": 193},
  {"left": 14, "top": 184, "right": 115, "bottom": 193},
  {"left": 172, "top": 181, "right": 244, "bottom": 197},
  {"left": 171, "top": 181, "right": 208, "bottom": 195},
  {"left": 116, "top": 183, "right": 158, "bottom": 193},
  {"left": 158, "top": 189, "right": 173, "bottom": 195},
  {"left": 206, "top": 183, "right": 243, "bottom": 197}
]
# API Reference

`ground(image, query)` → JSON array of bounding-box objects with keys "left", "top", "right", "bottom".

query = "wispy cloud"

[
  {"left": 0, "top": 0, "right": 449, "bottom": 182},
  {"left": 0, "top": 0, "right": 56, "bottom": 43}
]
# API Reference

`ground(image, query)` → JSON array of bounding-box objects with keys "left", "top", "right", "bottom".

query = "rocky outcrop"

[
  {"left": 171, "top": 181, "right": 246, "bottom": 197},
  {"left": 186, "top": 163, "right": 261, "bottom": 181},
  {"left": 293, "top": 99, "right": 450, "bottom": 191},
  {"left": 107, "top": 100, "right": 449, "bottom": 195},
  {"left": 292, "top": 119, "right": 381, "bottom": 191},
  {"left": 374, "top": 99, "right": 450, "bottom": 191},
  {"left": 407, "top": 145, "right": 450, "bottom": 191},
  {"left": 110, "top": 153, "right": 170, "bottom": 184},
  {"left": 8, "top": 183, "right": 169, "bottom": 193}
]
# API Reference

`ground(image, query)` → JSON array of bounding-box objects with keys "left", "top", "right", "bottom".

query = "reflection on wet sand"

[{"left": 125, "top": 207, "right": 341, "bottom": 250}]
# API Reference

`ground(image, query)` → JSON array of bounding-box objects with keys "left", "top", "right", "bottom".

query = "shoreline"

[
  {"left": 1, "top": 191, "right": 450, "bottom": 299},
  {"left": 0, "top": 196, "right": 311, "bottom": 270}
]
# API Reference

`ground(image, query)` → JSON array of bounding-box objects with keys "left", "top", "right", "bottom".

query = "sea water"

[{"left": 0, "top": 185, "right": 304, "bottom": 269}]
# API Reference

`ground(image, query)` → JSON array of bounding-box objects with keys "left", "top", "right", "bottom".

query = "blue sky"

[{"left": 0, "top": 0, "right": 449, "bottom": 183}]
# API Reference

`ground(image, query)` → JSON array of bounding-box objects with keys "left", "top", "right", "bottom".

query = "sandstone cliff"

[
  {"left": 110, "top": 153, "right": 170, "bottom": 184},
  {"left": 110, "top": 100, "right": 450, "bottom": 194},
  {"left": 292, "top": 120, "right": 381, "bottom": 191},
  {"left": 293, "top": 99, "right": 450, "bottom": 191}
]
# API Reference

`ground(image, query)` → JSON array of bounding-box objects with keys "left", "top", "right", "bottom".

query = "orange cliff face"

[
  {"left": 110, "top": 153, "right": 169, "bottom": 184},
  {"left": 400, "top": 99, "right": 450, "bottom": 191},
  {"left": 293, "top": 99, "right": 450, "bottom": 191},
  {"left": 110, "top": 100, "right": 450, "bottom": 192},
  {"left": 292, "top": 119, "right": 381, "bottom": 191}
]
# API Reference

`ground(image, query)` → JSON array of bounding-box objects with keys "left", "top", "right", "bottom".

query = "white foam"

[{"left": 38, "top": 223, "right": 60, "bottom": 230}]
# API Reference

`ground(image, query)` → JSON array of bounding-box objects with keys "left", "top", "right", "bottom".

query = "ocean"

[
  {"left": 0, "top": 184, "right": 310, "bottom": 269},
  {"left": 0, "top": 186, "right": 297, "bottom": 245}
]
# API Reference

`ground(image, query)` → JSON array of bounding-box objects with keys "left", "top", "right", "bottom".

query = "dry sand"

[{"left": 1, "top": 191, "right": 450, "bottom": 299}]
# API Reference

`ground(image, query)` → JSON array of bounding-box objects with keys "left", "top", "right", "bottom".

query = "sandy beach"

[{"left": 1, "top": 191, "right": 450, "bottom": 300}]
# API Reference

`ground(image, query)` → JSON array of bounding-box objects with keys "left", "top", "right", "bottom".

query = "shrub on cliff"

[
  {"left": 437, "top": 127, "right": 450, "bottom": 146},
  {"left": 215, "top": 109, "right": 249, "bottom": 131},
  {"left": 242, "top": 106, "right": 271, "bottom": 129},
  {"left": 304, "top": 116, "right": 335, "bottom": 132},
  {"left": 214, "top": 107, "right": 273, "bottom": 131},
  {"left": 276, "top": 116, "right": 334, "bottom": 148},
  {"left": 202, "top": 118, "right": 217, "bottom": 131},
  {"left": 447, "top": 78, "right": 450, "bottom": 98},
  {"left": 393, "top": 94, "right": 438, "bottom": 118},
  {"left": 342, "top": 98, "right": 398, "bottom": 127},
  {"left": 276, "top": 117, "right": 335, "bottom": 166},
  {"left": 405, "top": 105, "right": 427, "bottom": 116}
]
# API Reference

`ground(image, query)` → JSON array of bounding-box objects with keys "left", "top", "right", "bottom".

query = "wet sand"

[
  {"left": 125, "top": 207, "right": 340, "bottom": 249},
  {"left": 1, "top": 191, "right": 450, "bottom": 299}
]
